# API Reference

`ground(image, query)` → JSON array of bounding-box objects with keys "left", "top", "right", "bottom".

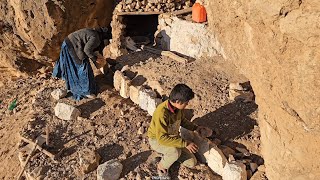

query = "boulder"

[
  {"left": 222, "top": 162, "right": 247, "bottom": 180},
  {"left": 97, "top": 159, "right": 123, "bottom": 180},
  {"left": 205, "top": 144, "right": 228, "bottom": 176},
  {"left": 54, "top": 103, "right": 81, "bottom": 120}
]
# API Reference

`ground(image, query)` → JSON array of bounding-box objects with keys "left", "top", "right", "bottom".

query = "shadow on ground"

[
  {"left": 77, "top": 98, "right": 106, "bottom": 118},
  {"left": 97, "top": 143, "right": 124, "bottom": 163},
  {"left": 121, "top": 150, "right": 152, "bottom": 177},
  {"left": 193, "top": 100, "right": 258, "bottom": 141}
]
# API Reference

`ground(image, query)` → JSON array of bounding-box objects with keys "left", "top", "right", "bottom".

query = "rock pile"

[
  {"left": 181, "top": 128, "right": 264, "bottom": 180},
  {"left": 115, "top": 0, "right": 194, "bottom": 13}
]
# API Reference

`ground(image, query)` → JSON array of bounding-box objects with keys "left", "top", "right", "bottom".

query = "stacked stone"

[
  {"left": 113, "top": 67, "right": 163, "bottom": 116},
  {"left": 115, "top": 0, "right": 193, "bottom": 13}
]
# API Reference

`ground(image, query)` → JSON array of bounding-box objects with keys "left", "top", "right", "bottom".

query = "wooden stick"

[
  {"left": 117, "top": 11, "right": 162, "bottom": 16},
  {"left": 17, "top": 140, "right": 38, "bottom": 180},
  {"left": 55, "top": 147, "right": 65, "bottom": 160},
  {"left": 168, "top": 7, "right": 192, "bottom": 16},
  {"left": 45, "top": 125, "right": 50, "bottom": 146},
  {"left": 117, "top": 7, "right": 192, "bottom": 16},
  {"left": 143, "top": 46, "right": 189, "bottom": 63},
  {"left": 20, "top": 136, "right": 56, "bottom": 160}
]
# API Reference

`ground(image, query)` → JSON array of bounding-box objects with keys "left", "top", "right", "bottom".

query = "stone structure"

[
  {"left": 114, "top": 0, "right": 194, "bottom": 13},
  {"left": 156, "top": 16, "right": 225, "bottom": 59}
]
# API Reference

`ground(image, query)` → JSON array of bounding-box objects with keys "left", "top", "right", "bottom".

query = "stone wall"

[
  {"left": 205, "top": 0, "right": 320, "bottom": 179},
  {"left": 0, "top": 0, "right": 114, "bottom": 73},
  {"left": 156, "top": 15, "right": 225, "bottom": 58}
]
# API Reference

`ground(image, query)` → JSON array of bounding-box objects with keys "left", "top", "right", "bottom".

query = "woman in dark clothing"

[{"left": 52, "top": 27, "right": 110, "bottom": 100}]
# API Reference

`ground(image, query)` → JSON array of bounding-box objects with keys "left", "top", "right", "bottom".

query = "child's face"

[{"left": 176, "top": 101, "right": 189, "bottom": 110}]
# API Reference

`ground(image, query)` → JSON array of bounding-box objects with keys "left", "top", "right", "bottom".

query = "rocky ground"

[{"left": 0, "top": 51, "right": 265, "bottom": 179}]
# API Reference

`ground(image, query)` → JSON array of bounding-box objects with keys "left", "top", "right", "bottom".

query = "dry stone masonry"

[
  {"left": 112, "top": 67, "right": 262, "bottom": 179},
  {"left": 115, "top": 0, "right": 194, "bottom": 13},
  {"left": 155, "top": 15, "right": 226, "bottom": 58},
  {"left": 181, "top": 129, "right": 248, "bottom": 180},
  {"left": 114, "top": 69, "right": 162, "bottom": 116}
]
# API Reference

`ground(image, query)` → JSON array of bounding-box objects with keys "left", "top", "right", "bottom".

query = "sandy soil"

[{"left": 0, "top": 51, "right": 264, "bottom": 179}]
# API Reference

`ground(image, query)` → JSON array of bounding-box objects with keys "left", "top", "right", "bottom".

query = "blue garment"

[{"left": 52, "top": 41, "right": 96, "bottom": 100}]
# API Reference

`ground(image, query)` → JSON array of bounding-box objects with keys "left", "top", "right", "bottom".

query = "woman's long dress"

[{"left": 52, "top": 41, "right": 96, "bottom": 100}]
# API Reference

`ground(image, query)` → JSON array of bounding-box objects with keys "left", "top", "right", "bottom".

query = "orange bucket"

[{"left": 192, "top": 3, "right": 207, "bottom": 23}]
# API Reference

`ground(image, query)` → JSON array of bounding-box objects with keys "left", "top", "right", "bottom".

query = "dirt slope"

[
  {"left": 0, "top": 52, "right": 262, "bottom": 179},
  {"left": 0, "top": 0, "right": 114, "bottom": 84}
]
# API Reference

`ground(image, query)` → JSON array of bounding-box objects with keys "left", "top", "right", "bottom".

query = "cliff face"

[
  {"left": 0, "top": 0, "right": 113, "bottom": 74},
  {"left": 205, "top": 0, "right": 320, "bottom": 179}
]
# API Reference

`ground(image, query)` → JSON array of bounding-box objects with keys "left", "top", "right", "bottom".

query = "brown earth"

[
  {"left": 205, "top": 0, "right": 320, "bottom": 179},
  {"left": 0, "top": 52, "right": 263, "bottom": 179},
  {"left": 0, "top": 0, "right": 319, "bottom": 179},
  {"left": 0, "top": 0, "right": 114, "bottom": 83}
]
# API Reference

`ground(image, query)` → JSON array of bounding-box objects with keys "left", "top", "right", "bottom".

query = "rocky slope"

[
  {"left": 0, "top": 0, "right": 113, "bottom": 76},
  {"left": 205, "top": 0, "right": 320, "bottom": 179}
]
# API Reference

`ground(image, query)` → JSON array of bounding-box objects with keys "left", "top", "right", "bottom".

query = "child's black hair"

[{"left": 169, "top": 84, "right": 194, "bottom": 103}]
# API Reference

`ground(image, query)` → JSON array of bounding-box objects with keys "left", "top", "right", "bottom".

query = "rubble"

[
  {"left": 0, "top": 46, "right": 262, "bottom": 179},
  {"left": 25, "top": 166, "right": 47, "bottom": 180},
  {"left": 79, "top": 148, "right": 101, "bottom": 174}
]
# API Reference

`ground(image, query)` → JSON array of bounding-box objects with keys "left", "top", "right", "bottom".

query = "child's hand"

[{"left": 186, "top": 141, "right": 198, "bottom": 153}]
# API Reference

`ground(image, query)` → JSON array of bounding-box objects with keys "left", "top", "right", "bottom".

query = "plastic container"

[{"left": 192, "top": 3, "right": 207, "bottom": 23}]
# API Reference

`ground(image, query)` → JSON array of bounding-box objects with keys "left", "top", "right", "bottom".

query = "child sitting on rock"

[{"left": 147, "top": 84, "right": 212, "bottom": 178}]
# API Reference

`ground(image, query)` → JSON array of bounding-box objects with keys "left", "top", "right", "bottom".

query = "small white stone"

[
  {"left": 229, "top": 83, "right": 244, "bottom": 91},
  {"left": 51, "top": 88, "right": 67, "bottom": 100},
  {"left": 138, "top": 127, "right": 145, "bottom": 135},
  {"left": 54, "top": 103, "right": 81, "bottom": 120}
]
